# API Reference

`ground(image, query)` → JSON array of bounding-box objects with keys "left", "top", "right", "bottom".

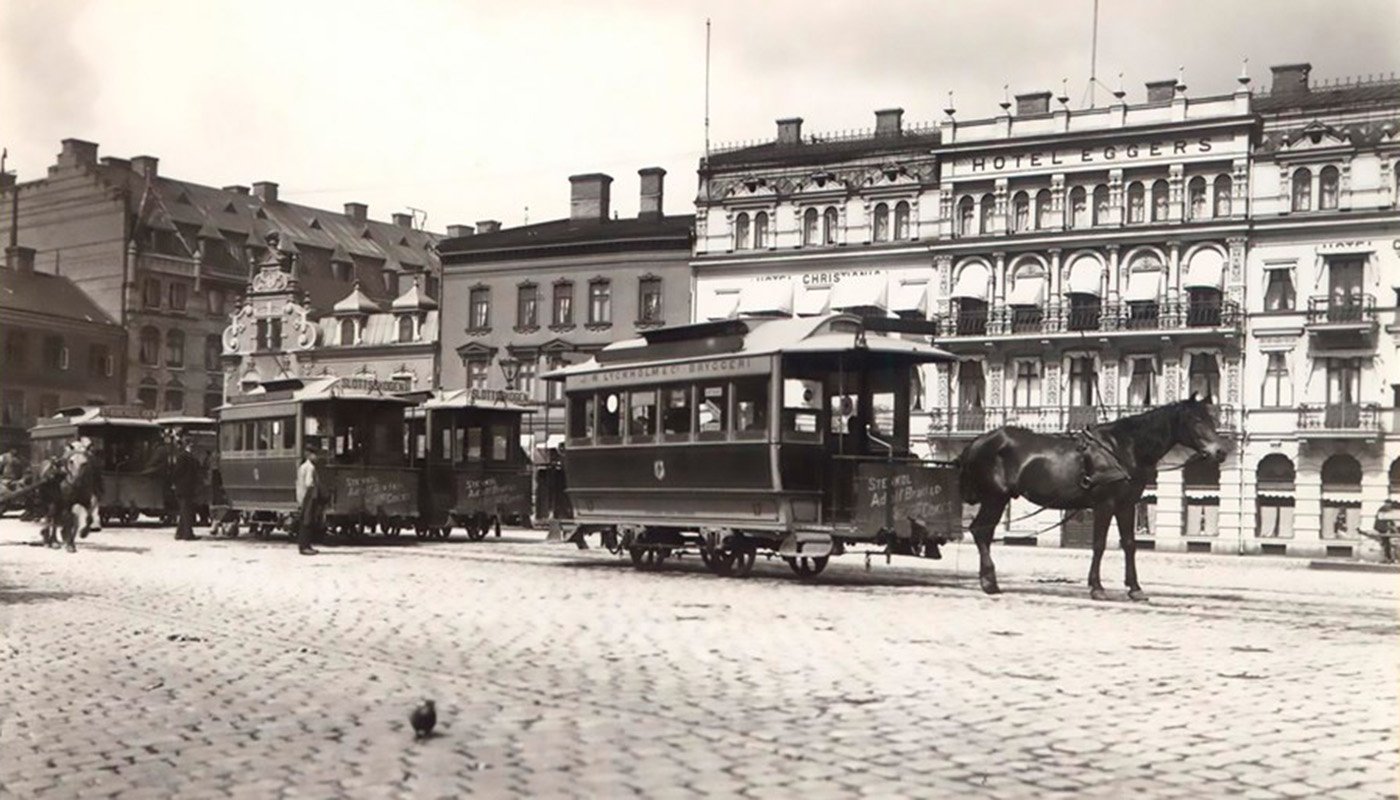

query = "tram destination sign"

[
  {"left": 467, "top": 388, "right": 531, "bottom": 406},
  {"left": 569, "top": 355, "right": 770, "bottom": 389}
]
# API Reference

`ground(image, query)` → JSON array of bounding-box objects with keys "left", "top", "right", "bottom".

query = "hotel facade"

[{"left": 693, "top": 63, "right": 1400, "bottom": 557}]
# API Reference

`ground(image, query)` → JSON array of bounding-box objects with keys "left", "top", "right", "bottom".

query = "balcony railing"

[
  {"left": 933, "top": 298, "right": 1242, "bottom": 338},
  {"left": 1297, "top": 403, "right": 1382, "bottom": 434},
  {"left": 927, "top": 404, "right": 1238, "bottom": 437},
  {"left": 1306, "top": 294, "right": 1377, "bottom": 326}
]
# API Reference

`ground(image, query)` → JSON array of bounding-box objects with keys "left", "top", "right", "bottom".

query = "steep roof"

[
  {"left": 0, "top": 266, "right": 121, "bottom": 328},
  {"left": 93, "top": 162, "right": 441, "bottom": 314},
  {"left": 390, "top": 277, "right": 439, "bottom": 311},
  {"left": 331, "top": 281, "right": 383, "bottom": 315},
  {"left": 1254, "top": 79, "right": 1400, "bottom": 114},
  {"left": 705, "top": 129, "right": 941, "bottom": 171}
]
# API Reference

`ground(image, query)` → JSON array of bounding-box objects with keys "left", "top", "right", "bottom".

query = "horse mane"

[{"left": 1100, "top": 400, "right": 1195, "bottom": 461}]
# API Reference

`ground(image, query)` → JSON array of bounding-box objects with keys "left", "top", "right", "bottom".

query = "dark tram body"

[
  {"left": 546, "top": 313, "right": 963, "bottom": 577},
  {"left": 406, "top": 388, "right": 533, "bottom": 540},
  {"left": 29, "top": 406, "right": 167, "bottom": 524},
  {"left": 217, "top": 376, "right": 420, "bottom": 538}
]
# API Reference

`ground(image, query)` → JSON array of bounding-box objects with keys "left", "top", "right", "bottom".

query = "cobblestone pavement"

[{"left": 1, "top": 517, "right": 1396, "bottom": 799}]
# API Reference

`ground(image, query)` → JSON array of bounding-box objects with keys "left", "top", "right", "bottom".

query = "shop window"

[
  {"left": 1291, "top": 168, "right": 1312, "bottom": 212},
  {"left": 1319, "top": 166, "right": 1340, "bottom": 210}
]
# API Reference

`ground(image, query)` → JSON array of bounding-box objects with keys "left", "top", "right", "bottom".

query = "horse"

[
  {"left": 37, "top": 448, "right": 101, "bottom": 553},
  {"left": 957, "top": 397, "right": 1228, "bottom": 600}
]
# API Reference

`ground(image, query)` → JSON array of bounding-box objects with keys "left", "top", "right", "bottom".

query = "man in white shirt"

[{"left": 295, "top": 445, "right": 321, "bottom": 555}]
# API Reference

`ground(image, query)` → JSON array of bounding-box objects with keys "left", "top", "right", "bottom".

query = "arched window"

[
  {"left": 957, "top": 196, "right": 975, "bottom": 236},
  {"left": 1291, "top": 168, "right": 1312, "bottom": 212},
  {"left": 1256, "top": 454, "right": 1296, "bottom": 539},
  {"left": 893, "top": 201, "right": 911, "bottom": 239},
  {"left": 397, "top": 315, "right": 415, "bottom": 343},
  {"left": 340, "top": 318, "right": 356, "bottom": 345},
  {"left": 1183, "top": 457, "right": 1221, "bottom": 488},
  {"left": 1213, "top": 175, "right": 1233, "bottom": 217},
  {"left": 802, "top": 208, "right": 819, "bottom": 245},
  {"left": 1092, "top": 185, "right": 1109, "bottom": 225},
  {"left": 1319, "top": 166, "right": 1340, "bottom": 210},
  {"left": 1321, "top": 454, "right": 1363, "bottom": 488},
  {"left": 1389, "top": 457, "right": 1400, "bottom": 494},
  {"left": 1151, "top": 180, "right": 1169, "bottom": 222},
  {"left": 165, "top": 329, "right": 185, "bottom": 368},
  {"left": 1257, "top": 454, "right": 1296, "bottom": 488},
  {"left": 1068, "top": 186, "right": 1087, "bottom": 228},
  {"left": 978, "top": 194, "right": 994, "bottom": 234},
  {"left": 1034, "top": 190, "right": 1051, "bottom": 229},
  {"left": 871, "top": 203, "right": 889, "bottom": 242},
  {"left": 139, "top": 326, "right": 160, "bottom": 366},
  {"left": 1187, "top": 177, "right": 1207, "bottom": 220},
  {"left": 1322, "top": 454, "right": 1363, "bottom": 540},
  {"left": 753, "top": 211, "right": 769, "bottom": 248},
  {"left": 1011, "top": 191, "right": 1030, "bottom": 233},
  {"left": 733, "top": 212, "right": 750, "bottom": 250},
  {"left": 1127, "top": 182, "right": 1145, "bottom": 224},
  {"left": 822, "top": 207, "right": 839, "bottom": 245}
]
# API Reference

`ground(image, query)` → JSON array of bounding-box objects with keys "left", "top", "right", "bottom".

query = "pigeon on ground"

[{"left": 410, "top": 699, "right": 436, "bottom": 739}]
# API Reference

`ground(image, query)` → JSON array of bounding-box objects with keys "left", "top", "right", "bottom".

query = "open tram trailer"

[
  {"left": 29, "top": 406, "right": 167, "bottom": 524},
  {"left": 545, "top": 313, "right": 962, "bottom": 577},
  {"left": 405, "top": 388, "right": 533, "bottom": 540},
  {"left": 217, "top": 376, "right": 418, "bottom": 538}
]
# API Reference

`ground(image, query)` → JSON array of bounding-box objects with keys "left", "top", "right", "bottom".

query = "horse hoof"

[
  {"left": 1090, "top": 588, "right": 1109, "bottom": 601},
  {"left": 980, "top": 577, "right": 1002, "bottom": 595},
  {"left": 1128, "top": 589, "right": 1149, "bottom": 602},
  {"left": 65, "top": 544, "right": 76, "bottom": 553}
]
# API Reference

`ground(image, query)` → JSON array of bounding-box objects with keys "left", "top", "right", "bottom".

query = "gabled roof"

[
  {"left": 390, "top": 277, "right": 438, "bottom": 311},
  {"left": 331, "top": 281, "right": 382, "bottom": 315},
  {"left": 0, "top": 266, "right": 122, "bottom": 328}
]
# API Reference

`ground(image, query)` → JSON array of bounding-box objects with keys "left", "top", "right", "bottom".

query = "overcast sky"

[{"left": 2, "top": 0, "right": 1397, "bottom": 231}]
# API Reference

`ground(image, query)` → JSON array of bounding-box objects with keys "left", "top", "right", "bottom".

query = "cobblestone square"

[{"left": 1, "top": 519, "right": 1396, "bottom": 798}]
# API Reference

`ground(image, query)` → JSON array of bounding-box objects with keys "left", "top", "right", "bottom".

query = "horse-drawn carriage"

[
  {"left": 406, "top": 388, "right": 533, "bottom": 540},
  {"left": 544, "top": 313, "right": 964, "bottom": 578},
  {"left": 215, "top": 376, "right": 420, "bottom": 539},
  {"left": 29, "top": 405, "right": 168, "bottom": 525}
]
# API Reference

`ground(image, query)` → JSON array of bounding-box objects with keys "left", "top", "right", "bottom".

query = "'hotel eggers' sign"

[{"left": 947, "top": 134, "right": 1241, "bottom": 179}]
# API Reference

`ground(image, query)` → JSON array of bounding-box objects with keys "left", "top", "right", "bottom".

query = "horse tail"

[{"left": 956, "top": 439, "right": 982, "bottom": 507}]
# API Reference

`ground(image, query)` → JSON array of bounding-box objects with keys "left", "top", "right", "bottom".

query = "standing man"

[
  {"left": 172, "top": 436, "right": 200, "bottom": 541},
  {"left": 295, "top": 445, "right": 321, "bottom": 556}
]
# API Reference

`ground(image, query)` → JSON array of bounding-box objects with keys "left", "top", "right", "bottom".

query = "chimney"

[
  {"left": 874, "top": 108, "right": 904, "bottom": 137},
  {"left": 344, "top": 202, "right": 367, "bottom": 224},
  {"left": 776, "top": 117, "right": 804, "bottom": 145},
  {"left": 1014, "top": 92, "right": 1052, "bottom": 116},
  {"left": 476, "top": 220, "right": 501, "bottom": 234},
  {"left": 223, "top": 185, "right": 250, "bottom": 195},
  {"left": 57, "top": 138, "right": 98, "bottom": 168},
  {"left": 1270, "top": 63, "right": 1312, "bottom": 96},
  {"left": 446, "top": 224, "right": 475, "bottom": 238},
  {"left": 130, "top": 155, "right": 159, "bottom": 178},
  {"left": 6, "top": 245, "right": 36, "bottom": 275},
  {"left": 569, "top": 173, "right": 613, "bottom": 222},
  {"left": 392, "top": 212, "right": 414, "bottom": 229},
  {"left": 252, "top": 181, "right": 279, "bottom": 203},
  {"left": 638, "top": 167, "right": 666, "bottom": 219},
  {"left": 1145, "top": 80, "right": 1177, "bottom": 103}
]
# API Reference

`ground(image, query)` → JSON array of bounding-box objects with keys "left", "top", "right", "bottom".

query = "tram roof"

[
  {"left": 418, "top": 388, "right": 533, "bottom": 413},
  {"left": 32, "top": 405, "right": 161, "bottom": 431},
  {"left": 545, "top": 313, "right": 957, "bottom": 381},
  {"left": 155, "top": 415, "right": 218, "bottom": 427},
  {"left": 221, "top": 375, "right": 416, "bottom": 410}
]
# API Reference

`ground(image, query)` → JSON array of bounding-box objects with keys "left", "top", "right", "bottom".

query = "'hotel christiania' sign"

[{"left": 948, "top": 135, "right": 1237, "bottom": 178}]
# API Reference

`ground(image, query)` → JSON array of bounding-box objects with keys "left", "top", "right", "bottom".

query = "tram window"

[
  {"left": 254, "top": 420, "right": 272, "bottom": 451},
  {"left": 782, "top": 378, "right": 822, "bottom": 441},
  {"left": 697, "top": 383, "right": 728, "bottom": 440},
  {"left": 568, "top": 394, "right": 595, "bottom": 443},
  {"left": 598, "top": 392, "right": 623, "bottom": 443},
  {"left": 221, "top": 424, "right": 238, "bottom": 452},
  {"left": 466, "top": 427, "right": 483, "bottom": 461},
  {"left": 490, "top": 426, "right": 510, "bottom": 461},
  {"left": 734, "top": 378, "right": 768, "bottom": 440},
  {"left": 281, "top": 417, "right": 296, "bottom": 451},
  {"left": 242, "top": 421, "right": 257, "bottom": 451},
  {"left": 628, "top": 390, "right": 657, "bottom": 442},
  {"left": 661, "top": 387, "right": 691, "bottom": 440}
]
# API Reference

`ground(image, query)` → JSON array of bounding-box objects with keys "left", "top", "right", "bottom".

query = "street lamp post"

[{"left": 499, "top": 357, "right": 520, "bottom": 390}]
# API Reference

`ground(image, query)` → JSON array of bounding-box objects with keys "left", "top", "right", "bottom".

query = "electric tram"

[
  {"left": 29, "top": 405, "right": 168, "bottom": 524},
  {"left": 405, "top": 387, "right": 533, "bottom": 540},
  {"left": 216, "top": 376, "right": 419, "bottom": 538},
  {"left": 544, "top": 312, "right": 963, "bottom": 577}
]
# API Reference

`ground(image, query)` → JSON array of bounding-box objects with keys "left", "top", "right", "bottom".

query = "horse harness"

[{"left": 1075, "top": 427, "right": 1137, "bottom": 490}]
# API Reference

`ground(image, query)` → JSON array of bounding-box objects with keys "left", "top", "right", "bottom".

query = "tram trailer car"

[
  {"left": 29, "top": 406, "right": 167, "bottom": 525},
  {"left": 217, "top": 376, "right": 420, "bottom": 539},
  {"left": 405, "top": 388, "right": 533, "bottom": 540},
  {"left": 545, "top": 313, "right": 963, "bottom": 578}
]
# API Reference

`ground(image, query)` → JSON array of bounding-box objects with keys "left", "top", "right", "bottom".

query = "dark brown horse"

[
  {"left": 37, "top": 448, "right": 100, "bottom": 553},
  {"left": 958, "top": 397, "right": 1227, "bottom": 600}
]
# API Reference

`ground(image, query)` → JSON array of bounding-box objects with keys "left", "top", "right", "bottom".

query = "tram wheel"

[
  {"left": 785, "top": 556, "right": 829, "bottom": 578},
  {"left": 729, "top": 548, "right": 756, "bottom": 577},
  {"left": 467, "top": 522, "right": 487, "bottom": 542},
  {"left": 628, "top": 546, "right": 668, "bottom": 570}
]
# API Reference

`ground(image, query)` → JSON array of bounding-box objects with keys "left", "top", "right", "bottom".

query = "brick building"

[
  {"left": 0, "top": 140, "right": 441, "bottom": 416},
  {"left": 1, "top": 244, "right": 126, "bottom": 447}
]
